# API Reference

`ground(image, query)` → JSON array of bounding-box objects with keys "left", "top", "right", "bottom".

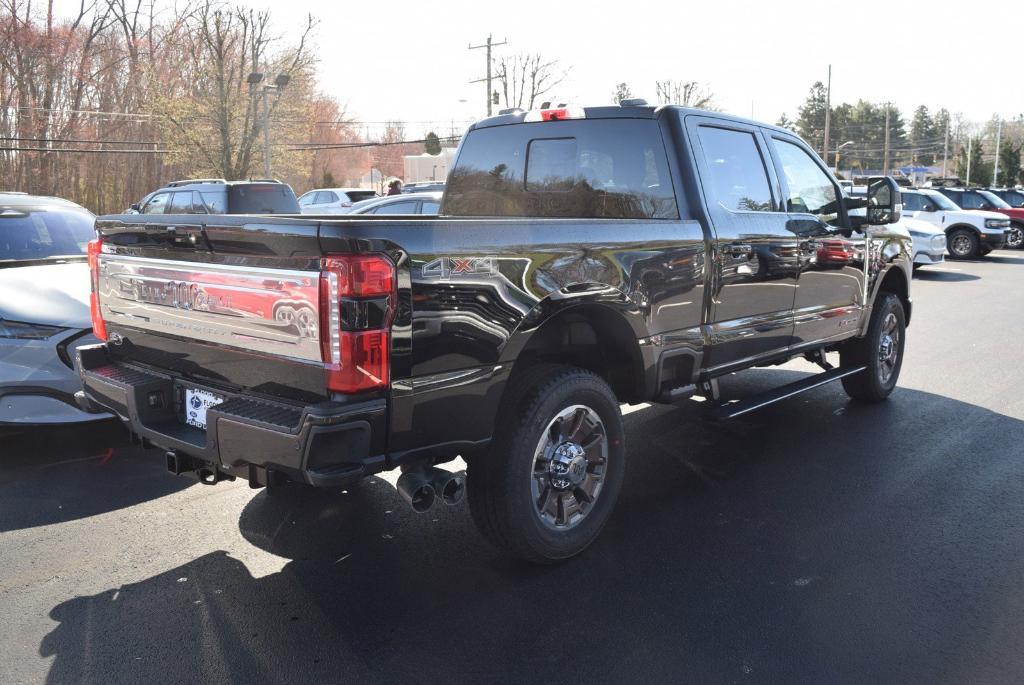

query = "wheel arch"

[
  {"left": 945, "top": 222, "right": 982, "bottom": 237},
  {"left": 501, "top": 300, "right": 652, "bottom": 405},
  {"left": 874, "top": 264, "right": 911, "bottom": 326}
]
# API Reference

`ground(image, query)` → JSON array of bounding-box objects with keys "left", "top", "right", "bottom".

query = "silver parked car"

[
  {"left": 0, "top": 193, "right": 111, "bottom": 425},
  {"left": 348, "top": 191, "right": 443, "bottom": 215},
  {"left": 297, "top": 187, "right": 379, "bottom": 214}
]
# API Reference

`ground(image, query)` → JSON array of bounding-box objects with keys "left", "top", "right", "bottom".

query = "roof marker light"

[{"left": 523, "top": 106, "right": 586, "bottom": 123}]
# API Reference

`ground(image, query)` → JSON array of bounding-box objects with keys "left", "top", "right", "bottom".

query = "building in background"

[{"left": 403, "top": 149, "right": 457, "bottom": 184}]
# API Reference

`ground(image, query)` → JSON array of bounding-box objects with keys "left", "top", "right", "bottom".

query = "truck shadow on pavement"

[
  {"left": 913, "top": 269, "right": 980, "bottom": 282},
  {"left": 0, "top": 420, "right": 193, "bottom": 532},
  {"left": 38, "top": 370, "right": 1024, "bottom": 682}
]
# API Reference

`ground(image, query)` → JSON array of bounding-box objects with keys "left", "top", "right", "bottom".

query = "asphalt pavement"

[{"left": 3, "top": 252, "right": 1024, "bottom": 684}]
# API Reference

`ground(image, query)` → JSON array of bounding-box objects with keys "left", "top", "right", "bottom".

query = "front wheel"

[
  {"left": 467, "top": 364, "right": 625, "bottom": 563},
  {"left": 947, "top": 229, "right": 979, "bottom": 259},
  {"left": 840, "top": 293, "right": 906, "bottom": 402},
  {"left": 1007, "top": 224, "right": 1024, "bottom": 250}
]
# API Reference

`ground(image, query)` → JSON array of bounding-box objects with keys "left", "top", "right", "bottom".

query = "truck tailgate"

[{"left": 93, "top": 215, "right": 328, "bottom": 404}]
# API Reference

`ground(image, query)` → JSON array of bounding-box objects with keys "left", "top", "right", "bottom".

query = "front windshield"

[
  {"left": 979, "top": 190, "right": 1011, "bottom": 209},
  {"left": 0, "top": 206, "right": 96, "bottom": 262},
  {"left": 925, "top": 191, "right": 960, "bottom": 211}
]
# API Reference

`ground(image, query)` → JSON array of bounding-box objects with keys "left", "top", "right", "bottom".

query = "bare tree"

[
  {"left": 495, "top": 53, "right": 569, "bottom": 110},
  {"left": 0, "top": 0, "right": 348, "bottom": 211},
  {"left": 611, "top": 82, "right": 633, "bottom": 104},
  {"left": 655, "top": 80, "right": 716, "bottom": 110}
]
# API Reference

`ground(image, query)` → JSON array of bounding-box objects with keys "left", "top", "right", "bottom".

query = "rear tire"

[
  {"left": 467, "top": 364, "right": 625, "bottom": 563},
  {"left": 840, "top": 293, "right": 906, "bottom": 402},
  {"left": 947, "top": 228, "right": 978, "bottom": 259}
]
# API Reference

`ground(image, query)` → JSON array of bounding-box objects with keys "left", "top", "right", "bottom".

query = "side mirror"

[
  {"left": 865, "top": 176, "right": 901, "bottom": 225},
  {"left": 130, "top": 203, "right": 141, "bottom": 212},
  {"left": 921, "top": 204, "right": 935, "bottom": 212}
]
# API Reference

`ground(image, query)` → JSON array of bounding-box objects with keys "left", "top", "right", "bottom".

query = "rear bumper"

[{"left": 76, "top": 344, "right": 387, "bottom": 487}]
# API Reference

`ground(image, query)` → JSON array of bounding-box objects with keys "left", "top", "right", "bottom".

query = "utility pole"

[
  {"left": 941, "top": 116, "right": 949, "bottom": 178},
  {"left": 993, "top": 117, "right": 1002, "bottom": 187},
  {"left": 247, "top": 71, "right": 289, "bottom": 179},
  {"left": 822, "top": 64, "right": 831, "bottom": 162},
  {"left": 469, "top": 34, "right": 507, "bottom": 116},
  {"left": 882, "top": 104, "right": 891, "bottom": 176}
]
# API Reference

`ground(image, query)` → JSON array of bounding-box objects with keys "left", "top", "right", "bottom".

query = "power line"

[
  {"left": 0, "top": 146, "right": 172, "bottom": 154},
  {"left": 1, "top": 135, "right": 161, "bottom": 145}
]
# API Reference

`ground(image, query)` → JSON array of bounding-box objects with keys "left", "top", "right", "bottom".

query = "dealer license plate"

[{"left": 183, "top": 388, "right": 224, "bottom": 430}]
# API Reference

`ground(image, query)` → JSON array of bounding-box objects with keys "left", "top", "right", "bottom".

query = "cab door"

[
  {"left": 766, "top": 133, "right": 865, "bottom": 347},
  {"left": 686, "top": 117, "right": 800, "bottom": 371}
]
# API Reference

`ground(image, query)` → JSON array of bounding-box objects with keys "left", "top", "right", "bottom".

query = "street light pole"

[
  {"left": 993, "top": 118, "right": 1002, "bottom": 187},
  {"left": 262, "top": 90, "right": 271, "bottom": 178},
  {"left": 834, "top": 140, "right": 855, "bottom": 174},
  {"left": 966, "top": 136, "right": 973, "bottom": 186}
]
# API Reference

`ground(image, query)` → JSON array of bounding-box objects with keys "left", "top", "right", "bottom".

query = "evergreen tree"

[
  {"left": 796, "top": 82, "right": 828, "bottom": 155},
  {"left": 424, "top": 131, "right": 441, "bottom": 156},
  {"left": 998, "top": 140, "right": 1021, "bottom": 187},
  {"left": 776, "top": 113, "right": 793, "bottom": 129},
  {"left": 909, "top": 105, "right": 938, "bottom": 166}
]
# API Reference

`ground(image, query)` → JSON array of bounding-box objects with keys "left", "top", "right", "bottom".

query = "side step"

[{"left": 706, "top": 365, "right": 867, "bottom": 421}]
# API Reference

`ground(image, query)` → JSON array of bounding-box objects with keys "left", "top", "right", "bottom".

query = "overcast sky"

[{"left": 57, "top": 0, "right": 1024, "bottom": 134}]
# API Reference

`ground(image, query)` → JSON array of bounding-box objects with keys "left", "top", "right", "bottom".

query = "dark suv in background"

[
  {"left": 987, "top": 188, "right": 1024, "bottom": 208},
  {"left": 933, "top": 186, "right": 1024, "bottom": 249},
  {"left": 132, "top": 179, "right": 300, "bottom": 215}
]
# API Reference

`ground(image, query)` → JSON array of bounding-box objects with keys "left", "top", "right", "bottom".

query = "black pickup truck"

[{"left": 77, "top": 103, "right": 911, "bottom": 562}]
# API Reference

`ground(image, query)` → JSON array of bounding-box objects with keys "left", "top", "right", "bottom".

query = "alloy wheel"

[
  {"left": 877, "top": 312, "right": 900, "bottom": 385},
  {"left": 950, "top": 233, "right": 973, "bottom": 257},
  {"left": 530, "top": 404, "right": 608, "bottom": 529},
  {"left": 1007, "top": 227, "right": 1024, "bottom": 250}
]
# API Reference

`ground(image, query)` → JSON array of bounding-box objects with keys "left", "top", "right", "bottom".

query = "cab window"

[
  {"left": 372, "top": 201, "right": 418, "bottom": 214},
  {"left": 143, "top": 192, "right": 170, "bottom": 214},
  {"left": 901, "top": 192, "right": 923, "bottom": 211},
  {"left": 772, "top": 138, "right": 840, "bottom": 223},
  {"left": 168, "top": 192, "right": 195, "bottom": 214},
  {"left": 960, "top": 191, "right": 986, "bottom": 209},
  {"left": 695, "top": 126, "right": 774, "bottom": 212}
]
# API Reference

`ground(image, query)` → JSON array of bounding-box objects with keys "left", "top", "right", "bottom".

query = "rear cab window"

[
  {"left": 443, "top": 118, "right": 678, "bottom": 219},
  {"left": 227, "top": 184, "right": 300, "bottom": 214},
  {"left": 346, "top": 190, "right": 378, "bottom": 203}
]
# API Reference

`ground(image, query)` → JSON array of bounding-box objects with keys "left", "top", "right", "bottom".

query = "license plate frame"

[{"left": 182, "top": 387, "right": 224, "bottom": 430}]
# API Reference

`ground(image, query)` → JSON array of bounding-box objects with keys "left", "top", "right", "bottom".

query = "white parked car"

[
  {"left": 348, "top": 191, "right": 443, "bottom": 215},
  {"left": 297, "top": 188, "right": 379, "bottom": 214},
  {"left": 897, "top": 216, "right": 946, "bottom": 270},
  {"left": 899, "top": 188, "right": 1011, "bottom": 259}
]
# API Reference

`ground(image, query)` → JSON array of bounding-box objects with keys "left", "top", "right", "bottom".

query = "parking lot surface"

[{"left": 3, "top": 253, "right": 1024, "bottom": 683}]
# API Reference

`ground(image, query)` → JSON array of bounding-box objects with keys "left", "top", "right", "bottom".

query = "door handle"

[{"left": 723, "top": 244, "right": 752, "bottom": 256}]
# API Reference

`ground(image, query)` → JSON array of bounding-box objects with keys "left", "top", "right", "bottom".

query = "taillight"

[
  {"left": 87, "top": 238, "right": 108, "bottom": 341},
  {"left": 319, "top": 254, "right": 396, "bottom": 393}
]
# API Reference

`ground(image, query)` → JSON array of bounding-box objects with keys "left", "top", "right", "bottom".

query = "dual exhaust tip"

[{"left": 396, "top": 466, "right": 466, "bottom": 513}]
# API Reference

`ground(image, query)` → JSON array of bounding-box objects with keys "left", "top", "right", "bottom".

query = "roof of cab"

[{"left": 467, "top": 104, "right": 800, "bottom": 138}]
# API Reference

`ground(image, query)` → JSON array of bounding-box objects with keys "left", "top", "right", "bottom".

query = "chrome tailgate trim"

[{"left": 96, "top": 254, "right": 322, "bottom": 363}]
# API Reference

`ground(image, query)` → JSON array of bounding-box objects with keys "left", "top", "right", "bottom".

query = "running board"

[{"left": 706, "top": 365, "right": 867, "bottom": 420}]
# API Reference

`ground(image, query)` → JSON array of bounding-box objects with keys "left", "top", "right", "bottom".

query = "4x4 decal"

[{"left": 421, "top": 256, "right": 498, "bottom": 280}]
